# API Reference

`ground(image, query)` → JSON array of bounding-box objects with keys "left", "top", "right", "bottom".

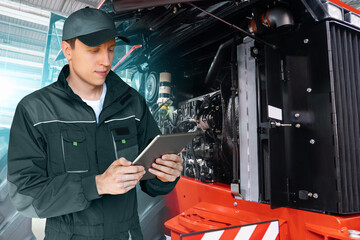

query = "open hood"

[{"left": 111, "top": 0, "right": 201, "bottom": 13}]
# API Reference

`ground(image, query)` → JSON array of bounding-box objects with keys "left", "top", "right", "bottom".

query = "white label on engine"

[{"left": 268, "top": 105, "right": 283, "bottom": 121}]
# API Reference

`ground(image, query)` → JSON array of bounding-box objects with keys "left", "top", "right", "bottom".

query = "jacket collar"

[{"left": 54, "top": 64, "right": 130, "bottom": 105}]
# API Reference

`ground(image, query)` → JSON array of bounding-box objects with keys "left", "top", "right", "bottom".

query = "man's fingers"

[
  {"left": 101, "top": 158, "right": 146, "bottom": 195},
  {"left": 113, "top": 157, "right": 132, "bottom": 166},
  {"left": 117, "top": 171, "right": 145, "bottom": 182},
  {"left": 112, "top": 157, "right": 144, "bottom": 173},
  {"left": 149, "top": 154, "right": 183, "bottom": 183},
  {"left": 155, "top": 158, "right": 178, "bottom": 169},
  {"left": 151, "top": 163, "right": 181, "bottom": 177},
  {"left": 116, "top": 165, "right": 145, "bottom": 175},
  {"left": 149, "top": 168, "right": 177, "bottom": 182},
  {"left": 162, "top": 154, "right": 184, "bottom": 163},
  {"left": 107, "top": 154, "right": 182, "bottom": 192}
]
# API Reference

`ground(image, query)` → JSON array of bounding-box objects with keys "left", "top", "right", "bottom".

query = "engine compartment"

[
  {"left": 97, "top": 0, "right": 360, "bottom": 214},
  {"left": 106, "top": 0, "right": 304, "bottom": 191}
]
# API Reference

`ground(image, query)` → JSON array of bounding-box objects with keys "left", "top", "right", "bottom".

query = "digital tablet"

[{"left": 133, "top": 132, "right": 198, "bottom": 180}]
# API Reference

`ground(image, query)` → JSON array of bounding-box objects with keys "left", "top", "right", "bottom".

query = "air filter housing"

[{"left": 266, "top": 20, "right": 360, "bottom": 214}]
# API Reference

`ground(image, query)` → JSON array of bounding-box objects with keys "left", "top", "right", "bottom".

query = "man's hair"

[{"left": 65, "top": 38, "right": 76, "bottom": 48}]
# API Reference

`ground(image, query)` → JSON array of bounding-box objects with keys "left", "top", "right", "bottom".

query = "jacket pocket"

[
  {"left": 61, "top": 130, "right": 89, "bottom": 173},
  {"left": 111, "top": 127, "right": 138, "bottom": 162}
]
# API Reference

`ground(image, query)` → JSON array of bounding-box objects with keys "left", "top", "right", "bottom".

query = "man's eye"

[{"left": 109, "top": 49, "right": 115, "bottom": 52}]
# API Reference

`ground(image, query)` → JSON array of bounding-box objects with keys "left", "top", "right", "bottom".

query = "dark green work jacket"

[{"left": 7, "top": 65, "right": 178, "bottom": 240}]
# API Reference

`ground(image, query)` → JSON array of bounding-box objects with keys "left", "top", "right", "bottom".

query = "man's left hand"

[{"left": 149, "top": 154, "right": 183, "bottom": 182}]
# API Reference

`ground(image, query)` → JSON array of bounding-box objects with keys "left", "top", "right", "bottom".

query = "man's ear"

[{"left": 61, "top": 41, "right": 72, "bottom": 61}]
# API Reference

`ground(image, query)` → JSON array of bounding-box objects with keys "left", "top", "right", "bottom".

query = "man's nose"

[{"left": 99, "top": 51, "right": 111, "bottom": 66}]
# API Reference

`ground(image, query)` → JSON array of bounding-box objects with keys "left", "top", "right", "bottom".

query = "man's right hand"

[{"left": 95, "top": 157, "right": 145, "bottom": 195}]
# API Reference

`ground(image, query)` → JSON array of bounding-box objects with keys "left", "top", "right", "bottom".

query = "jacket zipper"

[{"left": 111, "top": 131, "right": 119, "bottom": 160}]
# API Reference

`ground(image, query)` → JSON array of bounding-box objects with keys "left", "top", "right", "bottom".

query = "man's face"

[{"left": 65, "top": 38, "right": 116, "bottom": 88}]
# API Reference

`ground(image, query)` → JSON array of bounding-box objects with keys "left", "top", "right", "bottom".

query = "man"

[{"left": 7, "top": 7, "right": 182, "bottom": 240}]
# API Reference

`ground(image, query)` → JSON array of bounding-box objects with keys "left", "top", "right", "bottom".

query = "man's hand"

[
  {"left": 148, "top": 154, "right": 183, "bottom": 182},
  {"left": 95, "top": 157, "right": 145, "bottom": 195}
]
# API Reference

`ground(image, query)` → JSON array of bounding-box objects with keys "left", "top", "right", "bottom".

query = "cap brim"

[{"left": 77, "top": 29, "right": 130, "bottom": 47}]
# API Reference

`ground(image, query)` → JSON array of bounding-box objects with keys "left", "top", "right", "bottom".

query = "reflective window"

[{"left": 0, "top": 2, "right": 51, "bottom": 191}]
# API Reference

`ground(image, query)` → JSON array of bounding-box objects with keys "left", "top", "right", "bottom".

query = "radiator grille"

[{"left": 329, "top": 23, "right": 360, "bottom": 213}]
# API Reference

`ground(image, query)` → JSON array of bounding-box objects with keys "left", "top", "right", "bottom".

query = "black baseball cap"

[{"left": 62, "top": 7, "right": 130, "bottom": 46}]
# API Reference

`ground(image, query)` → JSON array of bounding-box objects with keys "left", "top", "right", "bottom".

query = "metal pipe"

[
  {"left": 261, "top": 7, "right": 294, "bottom": 28},
  {"left": 204, "top": 38, "right": 234, "bottom": 87},
  {"left": 112, "top": 0, "right": 199, "bottom": 13},
  {"left": 97, "top": 0, "right": 107, "bottom": 9},
  {"left": 188, "top": 2, "right": 277, "bottom": 50},
  {"left": 111, "top": 44, "right": 142, "bottom": 71}
]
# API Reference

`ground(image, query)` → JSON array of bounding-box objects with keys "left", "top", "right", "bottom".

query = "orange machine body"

[{"left": 165, "top": 177, "right": 360, "bottom": 240}]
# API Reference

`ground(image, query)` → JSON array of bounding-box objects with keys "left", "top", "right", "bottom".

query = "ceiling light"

[
  {"left": 345, "top": 12, "right": 360, "bottom": 28},
  {"left": 0, "top": 4, "right": 49, "bottom": 26},
  {"left": 0, "top": 44, "right": 45, "bottom": 57},
  {"left": 0, "top": 56, "right": 43, "bottom": 68},
  {"left": 323, "top": 2, "right": 344, "bottom": 20}
]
